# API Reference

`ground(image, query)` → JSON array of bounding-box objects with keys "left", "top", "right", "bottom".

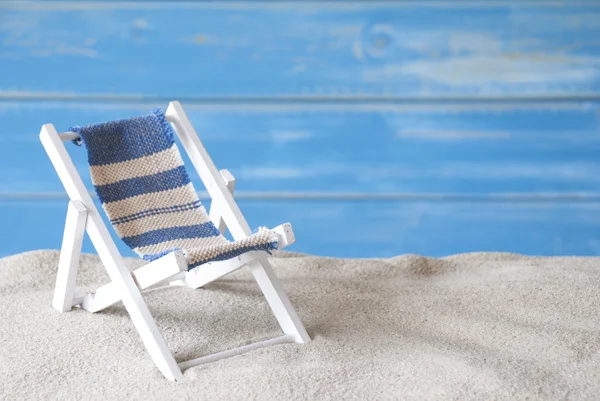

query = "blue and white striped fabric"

[{"left": 70, "top": 109, "right": 279, "bottom": 270}]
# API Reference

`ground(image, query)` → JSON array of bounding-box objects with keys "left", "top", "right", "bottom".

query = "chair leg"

[
  {"left": 79, "top": 251, "right": 187, "bottom": 313},
  {"left": 86, "top": 222, "right": 183, "bottom": 381},
  {"left": 53, "top": 200, "right": 88, "bottom": 313},
  {"left": 249, "top": 256, "right": 310, "bottom": 343}
]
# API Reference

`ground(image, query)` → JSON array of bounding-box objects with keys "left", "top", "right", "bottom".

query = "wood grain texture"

[
  {"left": 1, "top": 1, "right": 600, "bottom": 99},
  {"left": 2, "top": 101, "right": 599, "bottom": 195},
  {"left": 2, "top": 199, "right": 599, "bottom": 259},
  {"left": 1, "top": 1, "right": 599, "bottom": 258}
]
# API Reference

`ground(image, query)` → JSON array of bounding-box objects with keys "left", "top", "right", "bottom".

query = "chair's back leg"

[
  {"left": 166, "top": 102, "right": 310, "bottom": 344},
  {"left": 53, "top": 200, "right": 87, "bottom": 312},
  {"left": 249, "top": 256, "right": 311, "bottom": 343},
  {"left": 40, "top": 124, "right": 183, "bottom": 381}
]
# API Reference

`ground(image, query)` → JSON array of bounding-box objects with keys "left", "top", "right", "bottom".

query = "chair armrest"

[{"left": 272, "top": 223, "right": 296, "bottom": 248}]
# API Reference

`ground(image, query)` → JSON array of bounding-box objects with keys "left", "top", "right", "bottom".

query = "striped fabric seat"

[{"left": 70, "top": 109, "right": 279, "bottom": 270}]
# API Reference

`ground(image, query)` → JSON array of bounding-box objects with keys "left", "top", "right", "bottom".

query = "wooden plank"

[
  {"left": 3, "top": 199, "right": 600, "bottom": 258},
  {"left": 2, "top": 100, "right": 600, "bottom": 195},
  {"left": 1, "top": 2, "right": 600, "bottom": 99}
]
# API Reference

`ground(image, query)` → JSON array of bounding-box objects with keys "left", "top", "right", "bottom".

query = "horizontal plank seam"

[
  {"left": 2, "top": 93, "right": 600, "bottom": 104},
  {"left": 2, "top": 192, "right": 600, "bottom": 202},
  {"left": 2, "top": 1, "right": 599, "bottom": 10}
]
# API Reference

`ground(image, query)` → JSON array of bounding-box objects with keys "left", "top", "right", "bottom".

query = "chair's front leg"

[
  {"left": 53, "top": 200, "right": 88, "bottom": 312},
  {"left": 79, "top": 251, "right": 187, "bottom": 313}
]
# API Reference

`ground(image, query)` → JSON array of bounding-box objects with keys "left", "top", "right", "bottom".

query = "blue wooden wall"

[{"left": 1, "top": 1, "right": 599, "bottom": 258}]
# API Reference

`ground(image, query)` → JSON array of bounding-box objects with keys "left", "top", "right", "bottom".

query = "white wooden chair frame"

[{"left": 39, "top": 101, "right": 310, "bottom": 381}]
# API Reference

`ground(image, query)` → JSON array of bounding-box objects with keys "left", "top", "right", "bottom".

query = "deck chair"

[{"left": 39, "top": 101, "right": 310, "bottom": 381}]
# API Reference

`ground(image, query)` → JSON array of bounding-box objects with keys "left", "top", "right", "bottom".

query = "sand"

[{"left": 1, "top": 250, "right": 599, "bottom": 400}]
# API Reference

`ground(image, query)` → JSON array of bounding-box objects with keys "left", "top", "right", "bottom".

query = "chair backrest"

[{"left": 69, "top": 109, "right": 222, "bottom": 261}]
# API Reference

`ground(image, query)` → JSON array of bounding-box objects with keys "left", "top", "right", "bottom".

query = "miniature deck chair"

[{"left": 39, "top": 101, "right": 310, "bottom": 381}]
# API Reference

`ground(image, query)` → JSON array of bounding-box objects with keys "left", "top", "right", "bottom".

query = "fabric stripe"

[
  {"left": 187, "top": 242, "right": 277, "bottom": 269},
  {"left": 138, "top": 228, "right": 279, "bottom": 268},
  {"left": 111, "top": 200, "right": 202, "bottom": 225},
  {"left": 103, "top": 183, "right": 200, "bottom": 220},
  {"left": 90, "top": 145, "right": 183, "bottom": 186},
  {"left": 72, "top": 109, "right": 174, "bottom": 166},
  {"left": 122, "top": 223, "right": 220, "bottom": 249},
  {"left": 134, "top": 236, "right": 228, "bottom": 258},
  {"left": 95, "top": 165, "right": 190, "bottom": 204},
  {"left": 186, "top": 228, "right": 278, "bottom": 267},
  {"left": 142, "top": 248, "right": 183, "bottom": 263},
  {"left": 113, "top": 205, "right": 210, "bottom": 238}
]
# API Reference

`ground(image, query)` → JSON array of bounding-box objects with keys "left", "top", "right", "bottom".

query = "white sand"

[{"left": 1, "top": 250, "right": 599, "bottom": 400}]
